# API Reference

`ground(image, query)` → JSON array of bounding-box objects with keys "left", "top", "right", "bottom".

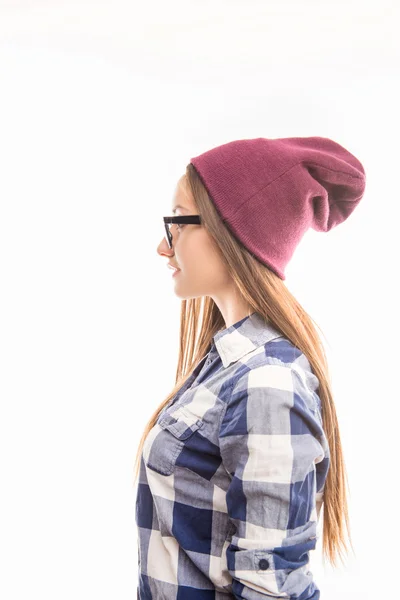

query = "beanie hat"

[{"left": 190, "top": 136, "right": 366, "bottom": 280}]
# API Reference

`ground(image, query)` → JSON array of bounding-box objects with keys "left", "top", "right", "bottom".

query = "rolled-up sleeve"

[{"left": 218, "top": 362, "right": 330, "bottom": 599}]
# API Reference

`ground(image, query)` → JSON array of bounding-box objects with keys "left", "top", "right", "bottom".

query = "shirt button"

[{"left": 258, "top": 558, "right": 269, "bottom": 570}]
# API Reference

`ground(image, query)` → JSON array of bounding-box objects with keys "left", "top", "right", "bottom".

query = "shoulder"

[
  {"left": 233, "top": 336, "right": 318, "bottom": 391},
  {"left": 227, "top": 337, "right": 322, "bottom": 420}
]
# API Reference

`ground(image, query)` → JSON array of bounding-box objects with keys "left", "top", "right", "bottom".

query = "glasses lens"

[{"left": 165, "top": 222, "right": 172, "bottom": 247}]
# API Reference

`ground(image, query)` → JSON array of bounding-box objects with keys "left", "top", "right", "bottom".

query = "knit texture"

[{"left": 190, "top": 136, "right": 366, "bottom": 279}]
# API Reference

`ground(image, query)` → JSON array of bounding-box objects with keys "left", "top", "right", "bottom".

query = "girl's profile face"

[{"left": 157, "top": 175, "right": 231, "bottom": 300}]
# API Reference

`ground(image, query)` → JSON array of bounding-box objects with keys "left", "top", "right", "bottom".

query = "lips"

[{"left": 167, "top": 264, "right": 180, "bottom": 272}]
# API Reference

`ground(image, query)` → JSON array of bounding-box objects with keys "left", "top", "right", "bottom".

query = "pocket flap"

[{"left": 158, "top": 405, "right": 204, "bottom": 440}]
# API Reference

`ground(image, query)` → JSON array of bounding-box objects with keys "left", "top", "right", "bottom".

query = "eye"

[{"left": 176, "top": 223, "right": 185, "bottom": 230}]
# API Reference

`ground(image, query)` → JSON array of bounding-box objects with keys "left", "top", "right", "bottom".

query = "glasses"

[{"left": 163, "top": 215, "right": 202, "bottom": 249}]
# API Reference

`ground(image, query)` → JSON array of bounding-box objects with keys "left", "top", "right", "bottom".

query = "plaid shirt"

[{"left": 135, "top": 312, "right": 330, "bottom": 599}]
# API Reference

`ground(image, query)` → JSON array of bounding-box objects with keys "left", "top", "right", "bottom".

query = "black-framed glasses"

[{"left": 163, "top": 215, "right": 202, "bottom": 249}]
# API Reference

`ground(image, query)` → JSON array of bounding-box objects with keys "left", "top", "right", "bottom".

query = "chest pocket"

[{"left": 142, "top": 404, "right": 205, "bottom": 476}]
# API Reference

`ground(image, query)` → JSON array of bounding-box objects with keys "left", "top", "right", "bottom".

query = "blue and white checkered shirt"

[{"left": 135, "top": 311, "right": 330, "bottom": 599}]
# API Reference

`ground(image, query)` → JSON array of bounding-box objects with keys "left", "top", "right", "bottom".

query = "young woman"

[{"left": 134, "top": 136, "right": 366, "bottom": 599}]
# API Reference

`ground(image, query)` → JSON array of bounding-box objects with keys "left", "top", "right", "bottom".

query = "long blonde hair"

[{"left": 133, "top": 162, "right": 353, "bottom": 567}]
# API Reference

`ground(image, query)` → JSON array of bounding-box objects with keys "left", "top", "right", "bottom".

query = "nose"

[{"left": 157, "top": 235, "right": 173, "bottom": 257}]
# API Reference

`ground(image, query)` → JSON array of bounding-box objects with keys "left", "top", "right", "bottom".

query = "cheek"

[{"left": 188, "top": 235, "right": 229, "bottom": 280}]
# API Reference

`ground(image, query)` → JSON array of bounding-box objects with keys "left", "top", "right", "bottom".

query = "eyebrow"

[{"left": 172, "top": 205, "right": 189, "bottom": 214}]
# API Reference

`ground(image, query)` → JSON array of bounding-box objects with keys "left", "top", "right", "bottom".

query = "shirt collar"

[{"left": 212, "top": 311, "right": 284, "bottom": 368}]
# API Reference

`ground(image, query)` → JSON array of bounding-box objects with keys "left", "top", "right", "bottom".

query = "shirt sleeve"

[{"left": 218, "top": 361, "right": 330, "bottom": 599}]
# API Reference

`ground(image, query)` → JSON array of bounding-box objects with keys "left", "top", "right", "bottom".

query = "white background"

[{"left": 0, "top": 1, "right": 398, "bottom": 598}]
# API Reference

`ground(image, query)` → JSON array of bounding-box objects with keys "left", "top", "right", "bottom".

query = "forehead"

[{"left": 172, "top": 175, "right": 195, "bottom": 213}]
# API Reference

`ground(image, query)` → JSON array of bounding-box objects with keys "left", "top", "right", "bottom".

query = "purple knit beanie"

[{"left": 190, "top": 136, "right": 366, "bottom": 280}]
